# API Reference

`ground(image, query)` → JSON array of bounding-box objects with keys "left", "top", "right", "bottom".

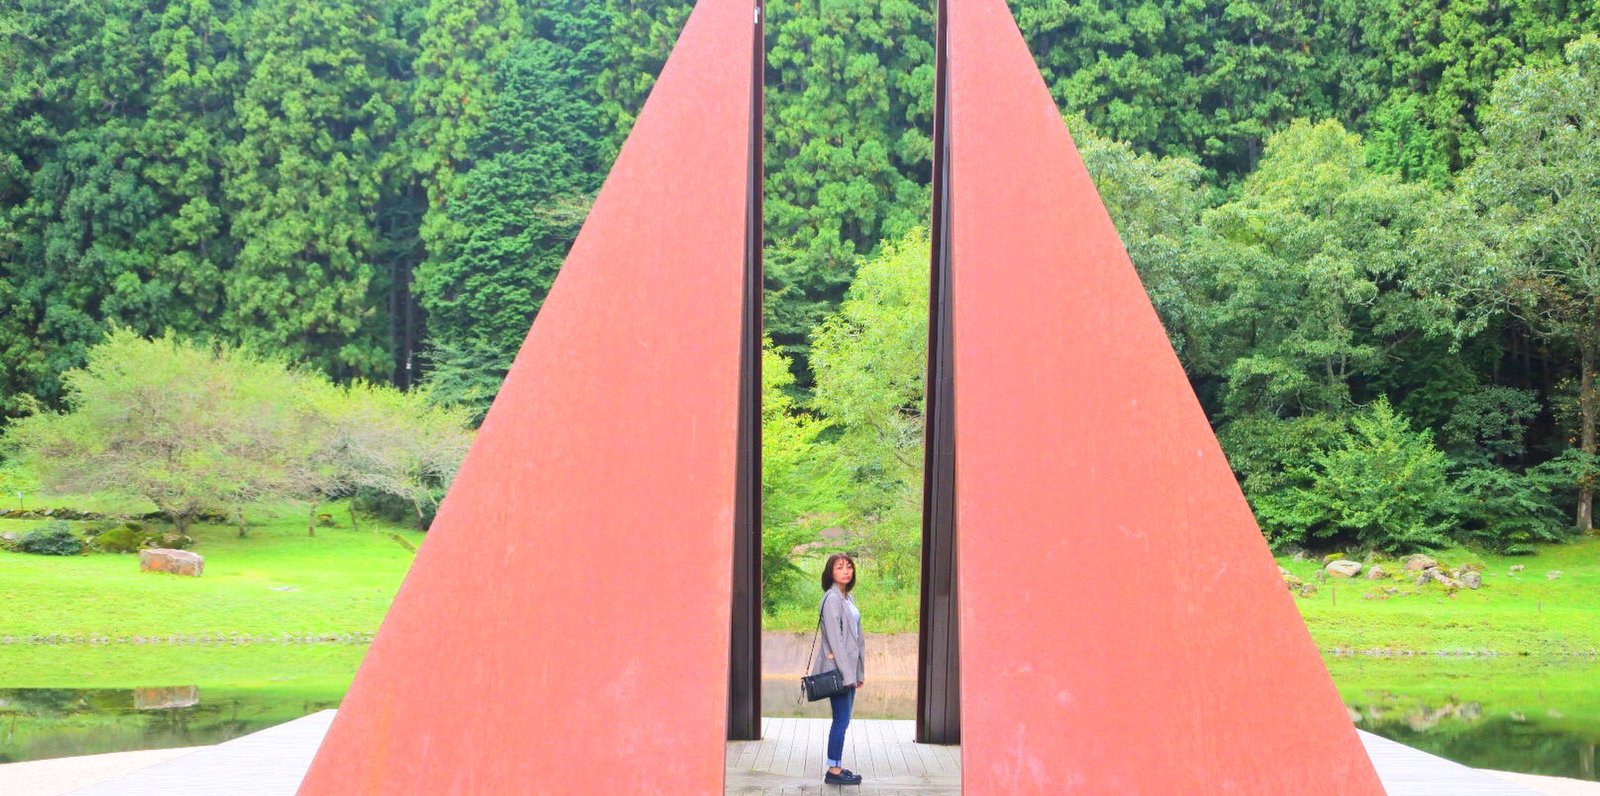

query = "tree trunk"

[
  {"left": 307, "top": 503, "right": 318, "bottom": 538},
  {"left": 235, "top": 506, "right": 248, "bottom": 538},
  {"left": 348, "top": 499, "right": 360, "bottom": 531},
  {"left": 1577, "top": 324, "right": 1597, "bottom": 532}
]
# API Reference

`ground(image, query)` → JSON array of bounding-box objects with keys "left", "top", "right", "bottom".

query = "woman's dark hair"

[{"left": 821, "top": 553, "right": 857, "bottom": 593}]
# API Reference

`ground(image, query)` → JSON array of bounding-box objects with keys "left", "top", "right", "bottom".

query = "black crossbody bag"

[{"left": 800, "top": 599, "right": 848, "bottom": 702}]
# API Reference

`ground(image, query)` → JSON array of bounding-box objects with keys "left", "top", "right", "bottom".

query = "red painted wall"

[
  {"left": 297, "top": 1, "right": 757, "bottom": 791},
  {"left": 945, "top": 0, "right": 1387, "bottom": 792}
]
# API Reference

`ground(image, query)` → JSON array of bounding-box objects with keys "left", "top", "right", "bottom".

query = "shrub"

[
  {"left": 1218, "top": 412, "right": 1346, "bottom": 548},
  {"left": 88, "top": 526, "right": 141, "bottom": 553},
  {"left": 84, "top": 524, "right": 193, "bottom": 553},
  {"left": 1452, "top": 467, "right": 1567, "bottom": 554},
  {"left": 1277, "top": 399, "right": 1458, "bottom": 552},
  {"left": 17, "top": 521, "right": 84, "bottom": 555}
]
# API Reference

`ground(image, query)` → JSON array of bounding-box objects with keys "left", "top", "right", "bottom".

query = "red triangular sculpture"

[
  {"left": 944, "top": 1, "right": 1387, "bottom": 792},
  {"left": 298, "top": 1, "right": 756, "bottom": 791}
]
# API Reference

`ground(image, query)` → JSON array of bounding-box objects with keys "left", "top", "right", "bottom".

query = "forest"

[{"left": 4, "top": 0, "right": 1600, "bottom": 593}]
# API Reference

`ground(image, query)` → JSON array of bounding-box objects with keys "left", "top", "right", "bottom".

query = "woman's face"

[{"left": 832, "top": 557, "right": 854, "bottom": 587}]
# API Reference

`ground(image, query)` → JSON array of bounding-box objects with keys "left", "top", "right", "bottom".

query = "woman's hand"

[{"left": 855, "top": 680, "right": 864, "bottom": 688}]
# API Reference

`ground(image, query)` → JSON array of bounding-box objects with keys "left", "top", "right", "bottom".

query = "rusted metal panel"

[
  {"left": 297, "top": 1, "right": 759, "bottom": 792},
  {"left": 916, "top": 0, "right": 961, "bottom": 748},
  {"left": 944, "top": 0, "right": 1387, "bottom": 792},
  {"left": 727, "top": 0, "right": 766, "bottom": 744}
]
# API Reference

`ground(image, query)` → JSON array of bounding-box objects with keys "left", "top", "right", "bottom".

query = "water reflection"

[
  {"left": 1327, "top": 655, "right": 1600, "bottom": 781},
  {"left": 761, "top": 677, "right": 917, "bottom": 719},
  {"left": 0, "top": 686, "right": 340, "bottom": 764},
  {"left": 2, "top": 653, "right": 1595, "bottom": 782}
]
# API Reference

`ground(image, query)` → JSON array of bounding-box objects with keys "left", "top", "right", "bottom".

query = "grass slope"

[
  {"left": 1, "top": 507, "right": 421, "bottom": 639},
  {"left": 1282, "top": 539, "right": 1600, "bottom": 655},
  {"left": 4, "top": 498, "right": 1597, "bottom": 655}
]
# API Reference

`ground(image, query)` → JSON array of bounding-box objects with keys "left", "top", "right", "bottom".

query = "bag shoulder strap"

[{"left": 804, "top": 595, "right": 829, "bottom": 672}]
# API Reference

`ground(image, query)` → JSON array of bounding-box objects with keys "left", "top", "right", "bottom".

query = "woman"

[{"left": 812, "top": 552, "right": 865, "bottom": 786}]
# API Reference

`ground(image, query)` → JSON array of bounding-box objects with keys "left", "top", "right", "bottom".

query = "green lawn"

[
  {"left": 4, "top": 498, "right": 1597, "bottom": 655},
  {"left": 0, "top": 643, "right": 367, "bottom": 689},
  {"left": 1281, "top": 538, "right": 1600, "bottom": 655},
  {"left": 0, "top": 504, "right": 421, "bottom": 640},
  {"left": 764, "top": 539, "right": 1600, "bottom": 655}
]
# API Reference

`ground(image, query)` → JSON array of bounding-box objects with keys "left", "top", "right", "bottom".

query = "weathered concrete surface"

[{"left": 0, "top": 746, "right": 204, "bottom": 795}]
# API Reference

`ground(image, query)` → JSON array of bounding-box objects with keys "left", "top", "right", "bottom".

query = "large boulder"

[
  {"left": 1325, "top": 559, "right": 1363, "bottom": 578},
  {"left": 140, "top": 548, "right": 204, "bottom": 577},
  {"left": 1462, "top": 571, "right": 1483, "bottom": 590},
  {"left": 1364, "top": 565, "right": 1390, "bottom": 580}
]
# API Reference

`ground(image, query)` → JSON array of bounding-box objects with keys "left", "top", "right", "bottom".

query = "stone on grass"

[
  {"left": 1364, "top": 565, "right": 1389, "bottom": 580},
  {"left": 1547, "top": 570, "right": 1563, "bottom": 580},
  {"left": 1325, "top": 559, "right": 1363, "bottom": 578},
  {"left": 1403, "top": 554, "right": 1438, "bottom": 572},
  {"left": 1462, "top": 571, "right": 1482, "bottom": 590},
  {"left": 1509, "top": 564, "right": 1525, "bottom": 573},
  {"left": 140, "top": 548, "right": 203, "bottom": 577}
]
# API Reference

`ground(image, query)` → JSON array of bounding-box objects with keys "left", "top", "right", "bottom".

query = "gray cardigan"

[{"left": 809, "top": 587, "right": 865, "bottom": 686}]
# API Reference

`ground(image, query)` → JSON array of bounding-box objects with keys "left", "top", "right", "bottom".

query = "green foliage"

[
  {"left": 1458, "top": 36, "right": 1600, "bottom": 528},
  {"left": 86, "top": 524, "right": 195, "bottom": 553},
  {"left": 595, "top": 0, "right": 693, "bottom": 166},
  {"left": 417, "top": 337, "right": 511, "bottom": 425},
  {"left": 311, "top": 381, "right": 473, "bottom": 531},
  {"left": 760, "top": 341, "right": 842, "bottom": 611},
  {"left": 1452, "top": 466, "right": 1567, "bottom": 554},
  {"left": 17, "top": 521, "right": 83, "bottom": 556},
  {"left": 221, "top": 0, "right": 404, "bottom": 380},
  {"left": 763, "top": 0, "right": 934, "bottom": 379},
  {"left": 2, "top": 330, "right": 472, "bottom": 536},
  {"left": 1217, "top": 412, "right": 1346, "bottom": 545},
  {"left": 3, "top": 331, "right": 309, "bottom": 533},
  {"left": 1181, "top": 120, "right": 1445, "bottom": 421},
  {"left": 1444, "top": 387, "right": 1541, "bottom": 466},
  {"left": 809, "top": 231, "right": 929, "bottom": 586},
  {"left": 1277, "top": 399, "right": 1459, "bottom": 552},
  {"left": 413, "top": 36, "right": 600, "bottom": 390},
  {"left": 409, "top": 0, "right": 524, "bottom": 236}
]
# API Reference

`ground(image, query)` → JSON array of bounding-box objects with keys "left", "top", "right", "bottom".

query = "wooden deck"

[
  {"left": 39, "top": 710, "right": 1579, "bottom": 795},
  {"left": 727, "top": 718, "right": 959, "bottom": 795}
]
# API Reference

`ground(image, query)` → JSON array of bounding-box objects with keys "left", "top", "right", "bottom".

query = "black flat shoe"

[{"left": 824, "top": 769, "right": 863, "bottom": 785}]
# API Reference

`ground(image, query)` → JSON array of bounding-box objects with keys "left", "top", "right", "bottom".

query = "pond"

[
  {"left": 1, "top": 647, "right": 1594, "bottom": 783},
  {"left": 0, "top": 685, "right": 342, "bottom": 764}
]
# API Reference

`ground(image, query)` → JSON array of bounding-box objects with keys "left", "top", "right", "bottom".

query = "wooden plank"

[
  {"left": 783, "top": 716, "right": 808, "bottom": 778},
  {"left": 910, "top": 736, "right": 943, "bottom": 777},
  {"left": 881, "top": 720, "right": 911, "bottom": 778},
  {"left": 752, "top": 718, "right": 780, "bottom": 774}
]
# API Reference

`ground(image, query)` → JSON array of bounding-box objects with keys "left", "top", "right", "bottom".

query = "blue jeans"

[{"left": 826, "top": 685, "right": 856, "bottom": 767}]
